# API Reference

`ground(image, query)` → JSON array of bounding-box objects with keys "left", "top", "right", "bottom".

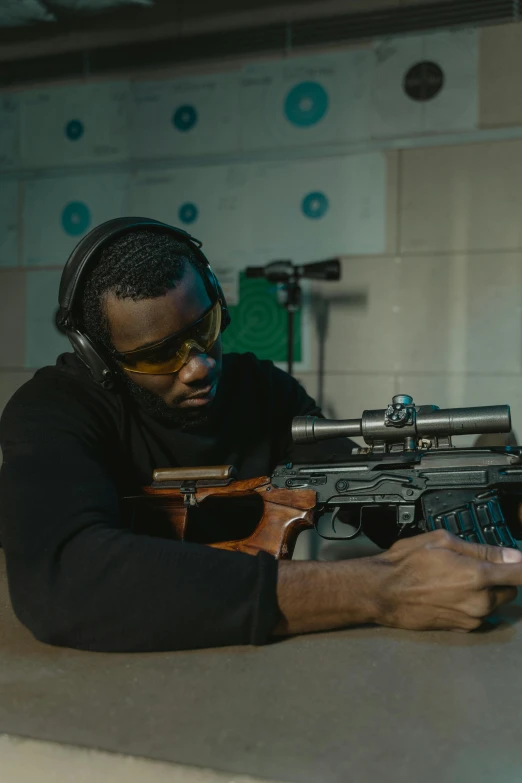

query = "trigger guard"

[{"left": 317, "top": 506, "right": 362, "bottom": 542}]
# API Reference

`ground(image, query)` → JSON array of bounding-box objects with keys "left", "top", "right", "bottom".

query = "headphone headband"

[
  {"left": 58, "top": 217, "right": 210, "bottom": 326},
  {"left": 57, "top": 216, "right": 230, "bottom": 388}
]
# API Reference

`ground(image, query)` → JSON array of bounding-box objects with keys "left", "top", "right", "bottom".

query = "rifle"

[{"left": 125, "top": 395, "right": 522, "bottom": 558}]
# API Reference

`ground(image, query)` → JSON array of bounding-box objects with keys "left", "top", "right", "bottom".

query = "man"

[{"left": 1, "top": 222, "right": 522, "bottom": 653}]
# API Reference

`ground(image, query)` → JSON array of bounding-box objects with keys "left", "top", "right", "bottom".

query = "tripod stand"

[{"left": 246, "top": 258, "right": 341, "bottom": 375}]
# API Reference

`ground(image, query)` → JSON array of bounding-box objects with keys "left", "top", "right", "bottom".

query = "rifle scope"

[{"left": 292, "top": 400, "right": 511, "bottom": 446}]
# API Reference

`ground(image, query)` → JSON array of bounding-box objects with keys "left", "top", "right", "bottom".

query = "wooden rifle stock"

[{"left": 125, "top": 467, "right": 317, "bottom": 559}]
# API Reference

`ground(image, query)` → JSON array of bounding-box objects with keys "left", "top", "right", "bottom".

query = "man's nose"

[{"left": 177, "top": 351, "right": 216, "bottom": 385}]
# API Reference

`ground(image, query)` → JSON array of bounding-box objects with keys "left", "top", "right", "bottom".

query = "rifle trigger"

[
  {"left": 180, "top": 481, "right": 199, "bottom": 508},
  {"left": 397, "top": 504, "right": 416, "bottom": 531}
]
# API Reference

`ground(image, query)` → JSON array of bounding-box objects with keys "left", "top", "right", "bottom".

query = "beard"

[{"left": 119, "top": 372, "right": 216, "bottom": 430}]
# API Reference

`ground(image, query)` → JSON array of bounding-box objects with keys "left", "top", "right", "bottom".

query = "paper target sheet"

[
  {"left": 242, "top": 152, "right": 387, "bottom": 263},
  {"left": 130, "top": 165, "right": 251, "bottom": 263},
  {"left": 20, "top": 82, "right": 131, "bottom": 168},
  {"left": 240, "top": 50, "right": 371, "bottom": 152},
  {"left": 221, "top": 272, "right": 305, "bottom": 366},
  {"left": 132, "top": 73, "right": 240, "bottom": 159},
  {"left": 22, "top": 173, "right": 129, "bottom": 266},
  {"left": 370, "top": 29, "right": 478, "bottom": 138}
]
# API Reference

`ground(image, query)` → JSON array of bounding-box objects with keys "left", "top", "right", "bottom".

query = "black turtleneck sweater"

[{"left": 0, "top": 351, "right": 339, "bottom": 652}]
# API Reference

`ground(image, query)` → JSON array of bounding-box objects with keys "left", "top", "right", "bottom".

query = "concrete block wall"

[{"left": 298, "top": 134, "right": 522, "bottom": 432}]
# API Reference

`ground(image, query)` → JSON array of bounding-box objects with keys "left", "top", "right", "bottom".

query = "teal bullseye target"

[
  {"left": 65, "top": 119, "right": 84, "bottom": 141},
  {"left": 302, "top": 191, "right": 329, "bottom": 220},
  {"left": 284, "top": 81, "right": 329, "bottom": 128},
  {"left": 178, "top": 202, "right": 199, "bottom": 225},
  {"left": 61, "top": 201, "right": 91, "bottom": 236},
  {"left": 222, "top": 274, "right": 302, "bottom": 363},
  {"left": 172, "top": 105, "right": 198, "bottom": 132}
]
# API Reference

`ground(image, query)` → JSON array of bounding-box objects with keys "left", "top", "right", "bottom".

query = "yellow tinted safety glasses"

[{"left": 113, "top": 301, "right": 221, "bottom": 375}]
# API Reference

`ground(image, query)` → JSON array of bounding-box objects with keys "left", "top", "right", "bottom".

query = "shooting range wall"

[{"left": 1, "top": 5, "right": 522, "bottom": 462}]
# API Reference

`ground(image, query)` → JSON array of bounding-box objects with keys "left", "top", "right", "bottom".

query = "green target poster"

[{"left": 222, "top": 273, "right": 302, "bottom": 364}]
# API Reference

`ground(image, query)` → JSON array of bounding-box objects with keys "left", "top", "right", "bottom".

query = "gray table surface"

[{"left": 1, "top": 550, "right": 522, "bottom": 783}]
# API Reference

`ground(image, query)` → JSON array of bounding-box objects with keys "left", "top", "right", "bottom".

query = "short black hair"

[{"left": 80, "top": 229, "right": 200, "bottom": 349}]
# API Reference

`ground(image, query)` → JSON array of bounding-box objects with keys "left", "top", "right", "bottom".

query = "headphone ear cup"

[{"left": 66, "top": 330, "right": 115, "bottom": 390}]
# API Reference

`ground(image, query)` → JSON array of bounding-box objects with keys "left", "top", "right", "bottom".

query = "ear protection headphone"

[{"left": 56, "top": 216, "right": 231, "bottom": 390}]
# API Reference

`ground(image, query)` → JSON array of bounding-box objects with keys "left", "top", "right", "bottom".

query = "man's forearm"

[
  {"left": 274, "top": 558, "right": 381, "bottom": 636},
  {"left": 274, "top": 532, "right": 522, "bottom": 638}
]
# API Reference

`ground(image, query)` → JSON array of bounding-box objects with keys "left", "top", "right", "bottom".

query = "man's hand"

[
  {"left": 275, "top": 530, "right": 522, "bottom": 637},
  {"left": 371, "top": 529, "right": 522, "bottom": 632}
]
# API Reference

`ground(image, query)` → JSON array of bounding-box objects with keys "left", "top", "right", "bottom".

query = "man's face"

[{"left": 105, "top": 261, "right": 223, "bottom": 427}]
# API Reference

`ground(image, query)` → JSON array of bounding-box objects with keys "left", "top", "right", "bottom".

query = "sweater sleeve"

[{"left": 0, "top": 379, "right": 280, "bottom": 652}]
